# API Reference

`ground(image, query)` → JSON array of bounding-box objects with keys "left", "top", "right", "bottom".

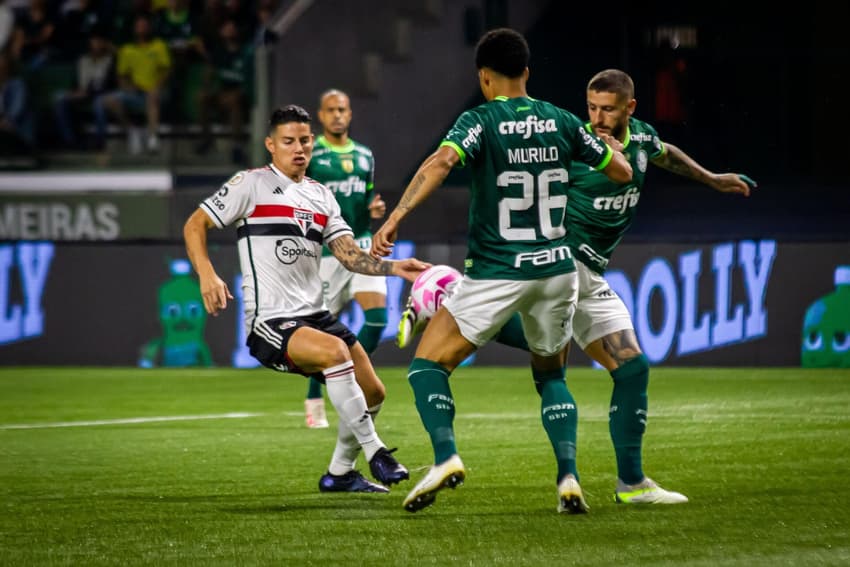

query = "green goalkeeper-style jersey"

[
  {"left": 566, "top": 117, "right": 664, "bottom": 274},
  {"left": 307, "top": 135, "right": 376, "bottom": 256},
  {"left": 441, "top": 95, "right": 614, "bottom": 280}
]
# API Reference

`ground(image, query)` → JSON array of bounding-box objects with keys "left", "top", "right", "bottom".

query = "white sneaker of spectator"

[
  {"left": 146, "top": 133, "right": 160, "bottom": 154},
  {"left": 127, "top": 127, "right": 143, "bottom": 155}
]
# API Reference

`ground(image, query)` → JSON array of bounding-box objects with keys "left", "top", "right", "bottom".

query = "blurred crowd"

[{"left": 0, "top": 0, "right": 279, "bottom": 164}]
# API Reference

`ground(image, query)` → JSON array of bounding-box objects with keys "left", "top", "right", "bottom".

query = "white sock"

[
  {"left": 323, "top": 361, "right": 383, "bottom": 463},
  {"left": 328, "top": 402, "right": 383, "bottom": 476}
]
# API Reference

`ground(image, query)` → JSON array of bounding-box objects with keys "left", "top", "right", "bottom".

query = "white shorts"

[
  {"left": 320, "top": 255, "right": 387, "bottom": 315},
  {"left": 571, "top": 260, "right": 633, "bottom": 350},
  {"left": 443, "top": 272, "right": 578, "bottom": 357}
]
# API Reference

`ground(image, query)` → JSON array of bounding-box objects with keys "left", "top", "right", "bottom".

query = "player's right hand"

[
  {"left": 390, "top": 258, "right": 432, "bottom": 282},
  {"left": 371, "top": 219, "right": 398, "bottom": 258},
  {"left": 200, "top": 274, "right": 234, "bottom": 316}
]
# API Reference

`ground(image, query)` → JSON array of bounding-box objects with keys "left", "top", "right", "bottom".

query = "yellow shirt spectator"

[{"left": 117, "top": 39, "right": 171, "bottom": 92}]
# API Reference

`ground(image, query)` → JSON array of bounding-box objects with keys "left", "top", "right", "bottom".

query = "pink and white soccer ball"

[{"left": 410, "top": 264, "right": 462, "bottom": 319}]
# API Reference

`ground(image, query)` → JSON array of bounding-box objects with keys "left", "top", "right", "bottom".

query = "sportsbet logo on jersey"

[{"left": 274, "top": 238, "right": 316, "bottom": 265}]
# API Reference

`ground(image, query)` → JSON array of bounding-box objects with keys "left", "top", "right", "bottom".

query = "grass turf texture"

[{"left": 1, "top": 367, "right": 849, "bottom": 566}]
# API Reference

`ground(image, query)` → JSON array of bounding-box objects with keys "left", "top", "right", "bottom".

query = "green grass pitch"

[{"left": 1, "top": 366, "right": 849, "bottom": 566}]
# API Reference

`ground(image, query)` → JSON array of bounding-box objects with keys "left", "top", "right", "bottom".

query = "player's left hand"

[
  {"left": 712, "top": 173, "right": 756, "bottom": 197},
  {"left": 390, "top": 258, "right": 432, "bottom": 282},
  {"left": 369, "top": 193, "right": 386, "bottom": 219}
]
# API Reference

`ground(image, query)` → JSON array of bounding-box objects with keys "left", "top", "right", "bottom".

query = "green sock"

[
  {"left": 408, "top": 357, "right": 456, "bottom": 464},
  {"left": 534, "top": 367, "right": 578, "bottom": 483},
  {"left": 609, "top": 354, "right": 649, "bottom": 485},
  {"left": 494, "top": 313, "right": 529, "bottom": 351},
  {"left": 357, "top": 307, "right": 387, "bottom": 355},
  {"left": 306, "top": 376, "right": 323, "bottom": 399}
]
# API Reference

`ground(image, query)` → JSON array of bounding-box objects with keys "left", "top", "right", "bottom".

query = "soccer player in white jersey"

[{"left": 184, "top": 105, "right": 429, "bottom": 494}]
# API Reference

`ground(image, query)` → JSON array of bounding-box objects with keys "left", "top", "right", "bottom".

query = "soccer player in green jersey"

[
  {"left": 302, "top": 89, "right": 388, "bottom": 429},
  {"left": 371, "top": 28, "right": 633, "bottom": 514},
  {"left": 568, "top": 69, "right": 754, "bottom": 504}
]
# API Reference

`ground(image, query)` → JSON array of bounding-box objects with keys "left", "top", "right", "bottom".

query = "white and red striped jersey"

[{"left": 200, "top": 163, "right": 354, "bottom": 332}]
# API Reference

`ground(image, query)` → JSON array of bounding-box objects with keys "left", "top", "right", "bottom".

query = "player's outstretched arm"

[
  {"left": 329, "top": 234, "right": 430, "bottom": 282},
  {"left": 652, "top": 142, "right": 755, "bottom": 197},
  {"left": 183, "top": 208, "right": 233, "bottom": 316},
  {"left": 370, "top": 146, "right": 459, "bottom": 258}
]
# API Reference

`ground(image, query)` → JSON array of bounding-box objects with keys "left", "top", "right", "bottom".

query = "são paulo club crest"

[{"left": 292, "top": 209, "right": 314, "bottom": 234}]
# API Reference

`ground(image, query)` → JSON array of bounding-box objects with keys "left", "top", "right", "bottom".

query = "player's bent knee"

[{"left": 321, "top": 337, "right": 351, "bottom": 369}]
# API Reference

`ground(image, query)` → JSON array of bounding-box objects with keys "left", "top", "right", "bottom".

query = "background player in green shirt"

[
  {"left": 372, "top": 28, "right": 632, "bottom": 514},
  {"left": 303, "top": 89, "right": 388, "bottom": 429},
  {"left": 567, "top": 69, "right": 754, "bottom": 504}
]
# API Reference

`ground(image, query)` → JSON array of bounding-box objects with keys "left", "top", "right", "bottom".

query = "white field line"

[
  {"left": 4, "top": 407, "right": 846, "bottom": 431},
  {"left": 0, "top": 412, "right": 265, "bottom": 430}
]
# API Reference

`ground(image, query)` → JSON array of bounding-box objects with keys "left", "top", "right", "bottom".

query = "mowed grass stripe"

[{"left": 0, "top": 366, "right": 848, "bottom": 567}]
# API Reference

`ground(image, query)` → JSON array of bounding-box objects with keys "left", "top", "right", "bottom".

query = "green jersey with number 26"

[{"left": 441, "top": 96, "right": 614, "bottom": 280}]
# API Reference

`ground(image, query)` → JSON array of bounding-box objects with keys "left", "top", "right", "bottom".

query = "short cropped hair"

[
  {"left": 474, "top": 28, "right": 529, "bottom": 78},
  {"left": 268, "top": 105, "right": 311, "bottom": 134},
  {"left": 587, "top": 69, "right": 635, "bottom": 100},
  {"left": 318, "top": 88, "right": 348, "bottom": 108}
]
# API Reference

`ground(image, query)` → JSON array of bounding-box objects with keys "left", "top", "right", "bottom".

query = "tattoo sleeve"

[
  {"left": 655, "top": 144, "right": 711, "bottom": 183},
  {"left": 396, "top": 172, "right": 427, "bottom": 214},
  {"left": 328, "top": 235, "right": 392, "bottom": 276}
]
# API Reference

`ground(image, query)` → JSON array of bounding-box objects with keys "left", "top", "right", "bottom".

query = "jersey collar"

[
  {"left": 269, "top": 163, "right": 295, "bottom": 183},
  {"left": 317, "top": 135, "right": 355, "bottom": 153},
  {"left": 493, "top": 95, "right": 536, "bottom": 102}
]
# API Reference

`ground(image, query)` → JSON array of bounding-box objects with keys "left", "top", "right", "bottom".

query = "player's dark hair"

[
  {"left": 474, "top": 28, "right": 529, "bottom": 78},
  {"left": 268, "top": 105, "right": 311, "bottom": 134},
  {"left": 587, "top": 69, "right": 635, "bottom": 100}
]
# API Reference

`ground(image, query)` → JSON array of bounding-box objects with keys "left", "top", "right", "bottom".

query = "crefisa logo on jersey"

[{"left": 275, "top": 238, "right": 316, "bottom": 264}]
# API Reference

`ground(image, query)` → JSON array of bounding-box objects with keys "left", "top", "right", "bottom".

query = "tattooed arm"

[
  {"left": 329, "top": 235, "right": 393, "bottom": 275},
  {"left": 370, "top": 145, "right": 460, "bottom": 257},
  {"left": 328, "top": 235, "right": 431, "bottom": 282},
  {"left": 651, "top": 142, "right": 753, "bottom": 196}
]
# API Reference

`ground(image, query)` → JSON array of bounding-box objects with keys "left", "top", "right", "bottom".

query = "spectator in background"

[
  {"left": 0, "top": 0, "right": 14, "bottom": 53},
  {"left": 0, "top": 50, "right": 34, "bottom": 154},
  {"left": 53, "top": 26, "right": 114, "bottom": 148},
  {"left": 253, "top": 0, "right": 277, "bottom": 46},
  {"left": 219, "top": 0, "right": 252, "bottom": 39},
  {"left": 111, "top": 0, "right": 151, "bottom": 45},
  {"left": 152, "top": 0, "right": 203, "bottom": 58},
  {"left": 10, "top": 0, "right": 57, "bottom": 70},
  {"left": 653, "top": 38, "right": 690, "bottom": 144},
  {"left": 153, "top": 0, "right": 203, "bottom": 123},
  {"left": 197, "top": 0, "right": 223, "bottom": 48},
  {"left": 194, "top": 17, "right": 252, "bottom": 165},
  {"left": 93, "top": 13, "right": 169, "bottom": 154},
  {"left": 55, "top": 0, "right": 108, "bottom": 61}
]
